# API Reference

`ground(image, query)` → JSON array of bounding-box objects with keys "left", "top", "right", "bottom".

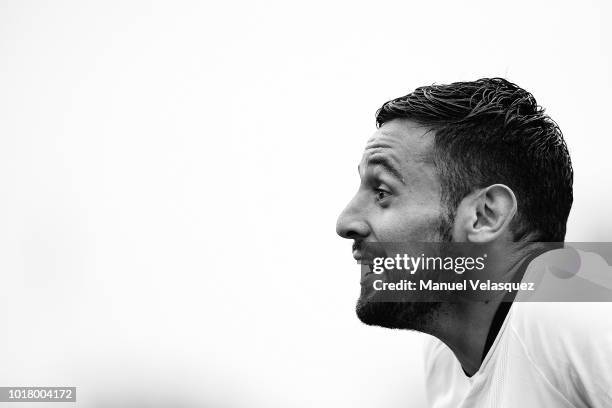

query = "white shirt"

[{"left": 424, "top": 250, "right": 612, "bottom": 408}]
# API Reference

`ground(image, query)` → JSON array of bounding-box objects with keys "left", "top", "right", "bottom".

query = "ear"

[{"left": 452, "top": 184, "right": 517, "bottom": 243}]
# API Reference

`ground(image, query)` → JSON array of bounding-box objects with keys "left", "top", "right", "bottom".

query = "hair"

[{"left": 376, "top": 78, "right": 573, "bottom": 242}]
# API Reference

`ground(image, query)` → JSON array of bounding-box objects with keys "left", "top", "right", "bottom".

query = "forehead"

[{"left": 360, "top": 119, "right": 434, "bottom": 169}]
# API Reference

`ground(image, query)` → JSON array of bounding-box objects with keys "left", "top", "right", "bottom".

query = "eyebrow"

[{"left": 359, "top": 155, "right": 405, "bottom": 184}]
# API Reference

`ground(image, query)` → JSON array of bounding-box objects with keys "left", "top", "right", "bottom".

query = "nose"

[{"left": 336, "top": 197, "right": 370, "bottom": 240}]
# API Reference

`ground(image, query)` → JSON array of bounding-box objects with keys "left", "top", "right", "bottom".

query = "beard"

[
  {"left": 356, "top": 299, "right": 445, "bottom": 331},
  {"left": 355, "top": 212, "right": 454, "bottom": 331}
]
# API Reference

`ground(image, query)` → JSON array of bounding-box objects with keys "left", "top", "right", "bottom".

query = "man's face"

[{"left": 336, "top": 118, "right": 448, "bottom": 329}]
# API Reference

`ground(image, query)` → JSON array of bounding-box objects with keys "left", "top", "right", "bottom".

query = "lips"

[
  {"left": 352, "top": 249, "right": 363, "bottom": 263},
  {"left": 352, "top": 241, "right": 382, "bottom": 263},
  {"left": 352, "top": 241, "right": 367, "bottom": 263}
]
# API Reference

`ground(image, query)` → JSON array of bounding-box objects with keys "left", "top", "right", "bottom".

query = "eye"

[{"left": 374, "top": 187, "right": 391, "bottom": 203}]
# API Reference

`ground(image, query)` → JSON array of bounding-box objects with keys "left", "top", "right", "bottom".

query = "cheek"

[{"left": 374, "top": 205, "right": 443, "bottom": 242}]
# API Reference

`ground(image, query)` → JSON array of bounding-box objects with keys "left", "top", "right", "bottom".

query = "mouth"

[
  {"left": 352, "top": 241, "right": 380, "bottom": 264},
  {"left": 352, "top": 241, "right": 375, "bottom": 283},
  {"left": 352, "top": 241, "right": 366, "bottom": 263},
  {"left": 352, "top": 249, "right": 363, "bottom": 263}
]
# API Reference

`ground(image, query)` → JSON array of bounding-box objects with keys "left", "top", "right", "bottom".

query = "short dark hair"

[{"left": 376, "top": 78, "right": 573, "bottom": 242}]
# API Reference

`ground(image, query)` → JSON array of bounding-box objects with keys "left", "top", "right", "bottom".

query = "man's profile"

[{"left": 336, "top": 78, "right": 612, "bottom": 407}]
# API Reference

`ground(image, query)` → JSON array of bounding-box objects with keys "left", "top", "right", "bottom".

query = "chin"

[{"left": 356, "top": 298, "right": 442, "bottom": 331}]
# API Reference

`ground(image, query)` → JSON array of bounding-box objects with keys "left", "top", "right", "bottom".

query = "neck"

[{"left": 427, "top": 243, "right": 545, "bottom": 376}]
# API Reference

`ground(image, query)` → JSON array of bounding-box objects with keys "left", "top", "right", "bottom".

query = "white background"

[{"left": 1, "top": 1, "right": 611, "bottom": 407}]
